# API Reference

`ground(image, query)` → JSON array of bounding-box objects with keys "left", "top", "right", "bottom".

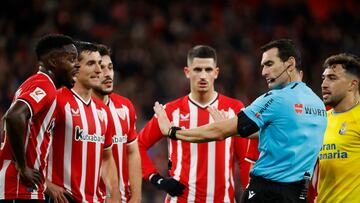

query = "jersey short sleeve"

[
  {"left": 126, "top": 101, "right": 138, "bottom": 144},
  {"left": 16, "top": 82, "right": 56, "bottom": 116},
  {"left": 242, "top": 91, "right": 283, "bottom": 129}
]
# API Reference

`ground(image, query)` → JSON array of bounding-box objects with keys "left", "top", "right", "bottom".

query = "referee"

[{"left": 153, "top": 39, "right": 327, "bottom": 203}]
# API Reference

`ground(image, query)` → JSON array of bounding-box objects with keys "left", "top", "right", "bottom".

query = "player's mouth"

[
  {"left": 198, "top": 81, "right": 208, "bottom": 87},
  {"left": 102, "top": 79, "right": 113, "bottom": 85},
  {"left": 322, "top": 91, "right": 331, "bottom": 99}
]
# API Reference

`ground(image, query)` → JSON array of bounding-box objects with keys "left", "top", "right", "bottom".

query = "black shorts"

[{"left": 241, "top": 175, "right": 307, "bottom": 203}]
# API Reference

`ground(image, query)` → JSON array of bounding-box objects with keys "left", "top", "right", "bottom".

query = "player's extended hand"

[
  {"left": 45, "top": 180, "right": 70, "bottom": 203},
  {"left": 153, "top": 101, "right": 172, "bottom": 136},
  {"left": 17, "top": 165, "right": 42, "bottom": 190},
  {"left": 207, "top": 106, "right": 228, "bottom": 122},
  {"left": 150, "top": 173, "right": 186, "bottom": 197}
]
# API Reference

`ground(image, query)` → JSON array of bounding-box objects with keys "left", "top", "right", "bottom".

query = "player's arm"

[
  {"left": 126, "top": 140, "right": 142, "bottom": 203},
  {"left": 4, "top": 100, "right": 42, "bottom": 187},
  {"left": 138, "top": 111, "right": 185, "bottom": 197},
  {"left": 101, "top": 148, "right": 120, "bottom": 202},
  {"left": 154, "top": 102, "right": 259, "bottom": 142}
]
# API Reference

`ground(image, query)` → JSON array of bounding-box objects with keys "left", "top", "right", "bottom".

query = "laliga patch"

[{"left": 30, "top": 87, "right": 46, "bottom": 103}]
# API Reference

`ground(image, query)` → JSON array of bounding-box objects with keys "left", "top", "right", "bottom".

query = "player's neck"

[
  {"left": 72, "top": 83, "right": 93, "bottom": 102},
  {"left": 93, "top": 91, "right": 109, "bottom": 104},
  {"left": 333, "top": 94, "right": 360, "bottom": 113},
  {"left": 189, "top": 90, "right": 217, "bottom": 106}
]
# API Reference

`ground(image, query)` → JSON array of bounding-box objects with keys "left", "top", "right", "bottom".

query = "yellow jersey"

[{"left": 318, "top": 103, "right": 360, "bottom": 203}]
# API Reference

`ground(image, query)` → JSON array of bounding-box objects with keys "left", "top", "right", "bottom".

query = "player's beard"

[{"left": 93, "top": 85, "right": 112, "bottom": 96}]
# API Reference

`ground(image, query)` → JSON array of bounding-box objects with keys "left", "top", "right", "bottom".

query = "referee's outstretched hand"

[{"left": 150, "top": 173, "right": 186, "bottom": 197}]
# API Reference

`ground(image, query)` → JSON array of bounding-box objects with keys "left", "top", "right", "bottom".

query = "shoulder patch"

[{"left": 30, "top": 87, "right": 47, "bottom": 103}]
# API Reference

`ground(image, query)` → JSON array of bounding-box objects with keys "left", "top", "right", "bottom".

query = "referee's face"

[
  {"left": 261, "top": 48, "right": 291, "bottom": 90},
  {"left": 184, "top": 57, "right": 219, "bottom": 94}
]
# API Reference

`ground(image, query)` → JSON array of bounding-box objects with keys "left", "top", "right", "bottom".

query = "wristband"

[{"left": 168, "top": 126, "right": 181, "bottom": 140}]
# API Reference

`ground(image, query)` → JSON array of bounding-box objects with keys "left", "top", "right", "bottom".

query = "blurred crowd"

[{"left": 1, "top": 0, "right": 360, "bottom": 202}]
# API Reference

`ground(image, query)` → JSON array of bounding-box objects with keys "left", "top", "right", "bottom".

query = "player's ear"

[
  {"left": 214, "top": 67, "right": 219, "bottom": 79},
  {"left": 184, "top": 67, "right": 190, "bottom": 78}
]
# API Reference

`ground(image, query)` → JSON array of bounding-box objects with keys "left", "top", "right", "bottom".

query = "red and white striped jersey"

[
  {"left": 46, "top": 87, "right": 113, "bottom": 203},
  {"left": 0, "top": 72, "right": 57, "bottom": 200},
  {"left": 100, "top": 93, "right": 137, "bottom": 203},
  {"left": 245, "top": 139, "right": 259, "bottom": 164},
  {"left": 138, "top": 94, "right": 250, "bottom": 203}
]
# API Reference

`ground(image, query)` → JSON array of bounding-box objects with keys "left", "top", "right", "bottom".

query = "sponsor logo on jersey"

[
  {"left": 295, "top": 104, "right": 303, "bottom": 113},
  {"left": 255, "top": 98, "right": 274, "bottom": 118},
  {"left": 112, "top": 134, "right": 128, "bottom": 144},
  {"left": 74, "top": 126, "right": 105, "bottom": 143},
  {"left": 180, "top": 113, "right": 189, "bottom": 121},
  {"left": 30, "top": 87, "right": 46, "bottom": 103},
  {"left": 319, "top": 143, "right": 348, "bottom": 160},
  {"left": 294, "top": 104, "right": 326, "bottom": 117},
  {"left": 47, "top": 118, "right": 55, "bottom": 136},
  {"left": 71, "top": 108, "right": 80, "bottom": 116}
]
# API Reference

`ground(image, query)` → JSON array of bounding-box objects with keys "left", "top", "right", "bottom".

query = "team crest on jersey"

[
  {"left": 97, "top": 110, "right": 105, "bottom": 121},
  {"left": 30, "top": 87, "right": 46, "bottom": 103},
  {"left": 338, "top": 122, "right": 347, "bottom": 135},
  {"left": 116, "top": 108, "right": 126, "bottom": 120},
  {"left": 180, "top": 113, "right": 189, "bottom": 121}
]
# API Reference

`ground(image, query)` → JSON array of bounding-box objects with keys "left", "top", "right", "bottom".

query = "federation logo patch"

[{"left": 30, "top": 87, "right": 46, "bottom": 103}]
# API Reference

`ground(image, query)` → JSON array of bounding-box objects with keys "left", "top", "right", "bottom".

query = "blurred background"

[{"left": 1, "top": 0, "right": 360, "bottom": 202}]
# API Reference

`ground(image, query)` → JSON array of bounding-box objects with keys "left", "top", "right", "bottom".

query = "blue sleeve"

[{"left": 242, "top": 91, "right": 283, "bottom": 128}]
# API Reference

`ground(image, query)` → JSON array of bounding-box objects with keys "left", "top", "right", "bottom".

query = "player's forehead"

[
  {"left": 101, "top": 55, "right": 112, "bottom": 65},
  {"left": 80, "top": 51, "right": 101, "bottom": 62},
  {"left": 322, "top": 64, "right": 346, "bottom": 76},
  {"left": 189, "top": 57, "right": 216, "bottom": 68}
]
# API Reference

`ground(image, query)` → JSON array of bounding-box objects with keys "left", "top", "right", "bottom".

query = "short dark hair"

[
  {"left": 35, "top": 34, "right": 74, "bottom": 60},
  {"left": 96, "top": 44, "right": 111, "bottom": 56},
  {"left": 75, "top": 41, "right": 98, "bottom": 60},
  {"left": 187, "top": 45, "right": 217, "bottom": 66},
  {"left": 323, "top": 53, "right": 360, "bottom": 80},
  {"left": 261, "top": 39, "right": 302, "bottom": 70}
]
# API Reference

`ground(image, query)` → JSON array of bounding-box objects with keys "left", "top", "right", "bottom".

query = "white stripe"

[
  {"left": 63, "top": 103, "right": 73, "bottom": 192},
  {"left": 170, "top": 108, "right": 180, "bottom": 203},
  {"left": 75, "top": 98, "right": 88, "bottom": 203},
  {"left": 206, "top": 101, "right": 218, "bottom": 203},
  {"left": 187, "top": 102, "right": 198, "bottom": 203},
  {"left": 19, "top": 99, "right": 55, "bottom": 199},
  {"left": 0, "top": 160, "right": 12, "bottom": 199},
  {"left": 224, "top": 108, "right": 236, "bottom": 202},
  {"left": 33, "top": 99, "right": 56, "bottom": 170},
  {"left": 47, "top": 139, "right": 53, "bottom": 181},
  {"left": 91, "top": 102, "right": 102, "bottom": 202},
  {"left": 108, "top": 100, "right": 127, "bottom": 202}
]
